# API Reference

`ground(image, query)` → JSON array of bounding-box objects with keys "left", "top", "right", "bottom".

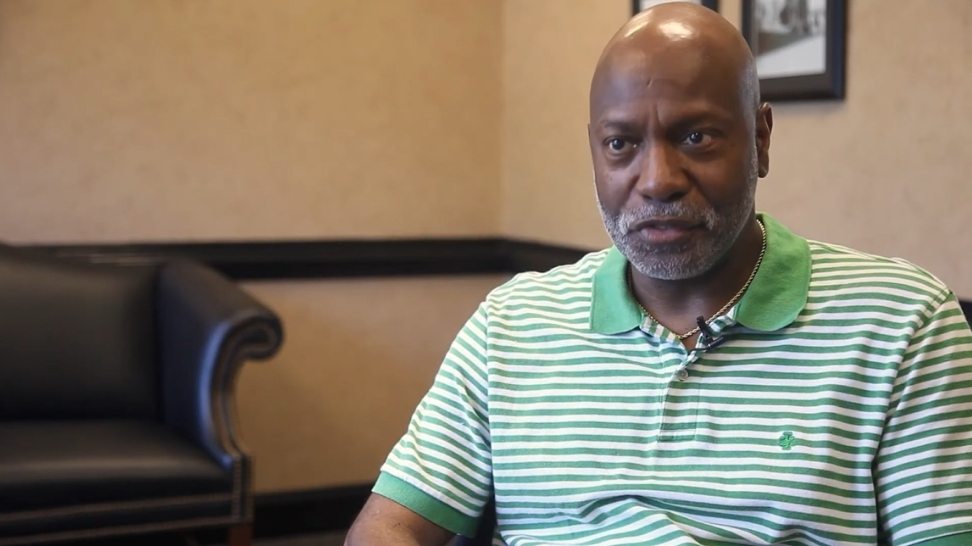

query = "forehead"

[{"left": 590, "top": 39, "right": 744, "bottom": 125}]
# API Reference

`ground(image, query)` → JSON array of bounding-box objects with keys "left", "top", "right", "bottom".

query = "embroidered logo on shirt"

[{"left": 778, "top": 431, "right": 796, "bottom": 450}]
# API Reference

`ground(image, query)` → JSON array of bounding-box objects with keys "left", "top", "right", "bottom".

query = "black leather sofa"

[{"left": 0, "top": 245, "right": 283, "bottom": 545}]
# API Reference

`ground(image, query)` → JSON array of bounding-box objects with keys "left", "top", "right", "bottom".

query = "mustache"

[{"left": 617, "top": 203, "right": 714, "bottom": 231}]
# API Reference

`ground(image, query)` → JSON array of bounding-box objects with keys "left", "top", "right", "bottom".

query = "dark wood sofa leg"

[{"left": 228, "top": 523, "right": 253, "bottom": 546}]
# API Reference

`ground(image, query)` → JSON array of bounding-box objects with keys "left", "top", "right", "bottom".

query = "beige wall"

[
  {"left": 0, "top": 0, "right": 501, "bottom": 242},
  {"left": 237, "top": 275, "right": 508, "bottom": 491},
  {"left": 500, "top": 0, "right": 625, "bottom": 252},
  {"left": 501, "top": 0, "right": 972, "bottom": 298}
]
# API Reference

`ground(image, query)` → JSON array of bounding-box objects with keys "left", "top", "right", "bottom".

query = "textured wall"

[
  {"left": 501, "top": 0, "right": 972, "bottom": 298},
  {"left": 0, "top": 0, "right": 501, "bottom": 242},
  {"left": 500, "top": 0, "right": 623, "bottom": 254},
  {"left": 238, "top": 275, "right": 507, "bottom": 491}
]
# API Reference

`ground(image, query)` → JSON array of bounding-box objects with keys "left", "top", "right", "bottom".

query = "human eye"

[
  {"left": 604, "top": 136, "right": 637, "bottom": 154},
  {"left": 682, "top": 131, "right": 712, "bottom": 147}
]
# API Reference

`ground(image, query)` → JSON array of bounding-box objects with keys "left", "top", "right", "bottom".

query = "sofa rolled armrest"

[{"left": 157, "top": 260, "right": 283, "bottom": 474}]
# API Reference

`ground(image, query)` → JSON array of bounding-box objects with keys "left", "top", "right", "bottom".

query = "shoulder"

[
  {"left": 483, "top": 248, "right": 610, "bottom": 312},
  {"left": 806, "top": 239, "right": 951, "bottom": 313}
]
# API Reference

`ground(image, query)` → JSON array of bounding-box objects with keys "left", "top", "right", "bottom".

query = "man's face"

[{"left": 589, "top": 40, "right": 768, "bottom": 281}]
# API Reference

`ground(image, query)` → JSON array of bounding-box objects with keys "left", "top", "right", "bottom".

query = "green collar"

[{"left": 589, "top": 213, "right": 810, "bottom": 335}]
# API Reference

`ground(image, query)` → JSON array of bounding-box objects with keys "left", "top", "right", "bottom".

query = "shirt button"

[{"left": 676, "top": 369, "right": 689, "bottom": 381}]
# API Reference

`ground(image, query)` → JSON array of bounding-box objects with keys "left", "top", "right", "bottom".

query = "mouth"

[{"left": 629, "top": 217, "right": 703, "bottom": 245}]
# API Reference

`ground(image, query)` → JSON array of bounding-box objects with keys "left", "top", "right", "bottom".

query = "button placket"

[
  {"left": 658, "top": 350, "right": 702, "bottom": 440},
  {"left": 673, "top": 351, "right": 699, "bottom": 381}
]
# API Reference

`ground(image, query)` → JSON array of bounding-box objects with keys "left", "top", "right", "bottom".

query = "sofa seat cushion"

[{"left": 0, "top": 420, "right": 232, "bottom": 513}]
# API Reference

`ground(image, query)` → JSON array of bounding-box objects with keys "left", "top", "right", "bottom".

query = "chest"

[{"left": 487, "top": 338, "right": 897, "bottom": 519}]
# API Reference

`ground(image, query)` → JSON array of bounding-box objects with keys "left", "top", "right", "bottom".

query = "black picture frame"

[
  {"left": 741, "top": 0, "right": 846, "bottom": 101},
  {"left": 632, "top": 0, "right": 719, "bottom": 16}
]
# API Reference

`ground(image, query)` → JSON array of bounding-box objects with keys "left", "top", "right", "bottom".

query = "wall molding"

[
  {"left": 20, "top": 238, "right": 972, "bottom": 318},
  {"left": 24, "top": 238, "right": 588, "bottom": 280},
  {"left": 186, "top": 484, "right": 372, "bottom": 542},
  {"left": 252, "top": 484, "right": 372, "bottom": 538}
]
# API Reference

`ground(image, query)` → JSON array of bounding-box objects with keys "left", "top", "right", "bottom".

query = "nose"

[{"left": 635, "top": 141, "right": 689, "bottom": 202}]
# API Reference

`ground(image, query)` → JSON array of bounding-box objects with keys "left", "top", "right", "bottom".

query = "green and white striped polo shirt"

[{"left": 375, "top": 213, "right": 972, "bottom": 546}]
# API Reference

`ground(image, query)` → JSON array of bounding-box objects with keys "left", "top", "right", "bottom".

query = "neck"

[{"left": 629, "top": 216, "right": 764, "bottom": 336}]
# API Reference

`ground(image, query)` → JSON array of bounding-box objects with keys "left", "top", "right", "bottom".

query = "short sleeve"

[
  {"left": 374, "top": 303, "right": 493, "bottom": 537},
  {"left": 875, "top": 291, "right": 972, "bottom": 546}
]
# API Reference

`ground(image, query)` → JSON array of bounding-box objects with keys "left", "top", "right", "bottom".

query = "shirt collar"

[
  {"left": 589, "top": 212, "right": 810, "bottom": 335},
  {"left": 734, "top": 213, "right": 810, "bottom": 331},
  {"left": 590, "top": 246, "right": 642, "bottom": 334}
]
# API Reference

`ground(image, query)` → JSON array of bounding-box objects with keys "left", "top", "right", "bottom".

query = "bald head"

[
  {"left": 588, "top": 3, "right": 774, "bottom": 282},
  {"left": 591, "top": 3, "right": 759, "bottom": 123}
]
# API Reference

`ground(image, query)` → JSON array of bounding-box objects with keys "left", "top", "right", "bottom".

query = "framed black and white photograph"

[
  {"left": 633, "top": 0, "right": 719, "bottom": 16},
  {"left": 741, "top": 0, "right": 846, "bottom": 101}
]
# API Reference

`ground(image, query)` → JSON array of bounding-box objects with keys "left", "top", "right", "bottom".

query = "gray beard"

[{"left": 598, "top": 157, "right": 758, "bottom": 281}]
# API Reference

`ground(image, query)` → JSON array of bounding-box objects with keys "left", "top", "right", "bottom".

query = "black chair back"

[{"left": 0, "top": 245, "right": 159, "bottom": 419}]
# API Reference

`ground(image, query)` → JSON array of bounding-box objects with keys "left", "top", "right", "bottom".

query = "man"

[{"left": 346, "top": 3, "right": 972, "bottom": 545}]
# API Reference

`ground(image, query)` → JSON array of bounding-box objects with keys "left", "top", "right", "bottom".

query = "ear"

[{"left": 755, "top": 102, "right": 773, "bottom": 178}]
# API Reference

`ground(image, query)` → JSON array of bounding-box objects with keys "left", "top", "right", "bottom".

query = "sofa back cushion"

[{"left": 0, "top": 246, "right": 158, "bottom": 419}]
